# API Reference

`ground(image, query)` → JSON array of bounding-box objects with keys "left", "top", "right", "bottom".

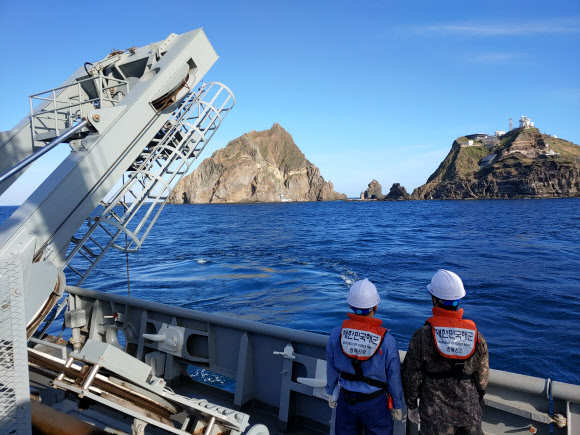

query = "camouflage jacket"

[{"left": 402, "top": 313, "right": 489, "bottom": 426}]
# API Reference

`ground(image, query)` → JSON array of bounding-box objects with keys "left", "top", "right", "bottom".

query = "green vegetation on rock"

[
  {"left": 427, "top": 140, "right": 488, "bottom": 183},
  {"left": 456, "top": 146, "right": 488, "bottom": 175},
  {"left": 414, "top": 127, "right": 580, "bottom": 199}
]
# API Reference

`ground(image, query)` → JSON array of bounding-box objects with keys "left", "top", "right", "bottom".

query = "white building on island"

[{"left": 519, "top": 116, "right": 535, "bottom": 129}]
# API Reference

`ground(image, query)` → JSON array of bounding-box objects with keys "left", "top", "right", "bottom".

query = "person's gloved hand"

[
  {"left": 408, "top": 407, "right": 420, "bottom": 424},
  {"left": 390, "top": 408, "right": 402, "bottom": 420},
  {"left": 478, "top": 390, "right": 486, "bottom": 407},
  {"left": 328, "top": 396, "right": 337, "bottom": 409}
]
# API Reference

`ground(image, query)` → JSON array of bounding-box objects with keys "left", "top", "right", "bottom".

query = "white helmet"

[
  {"left": 347, "top": 278, "right": 380, "bottom": 309},
  {"left": 427, "top": 269, "right": 466, "bottom": 300}
]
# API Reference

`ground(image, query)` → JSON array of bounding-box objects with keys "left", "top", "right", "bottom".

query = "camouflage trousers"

[{"left": 419, "top": 419, "right": 484, "bottom": 435}]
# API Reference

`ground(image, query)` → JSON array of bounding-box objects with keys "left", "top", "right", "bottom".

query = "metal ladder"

[{"left": 63, "top": 82, "right": 235, "bottom": 286}]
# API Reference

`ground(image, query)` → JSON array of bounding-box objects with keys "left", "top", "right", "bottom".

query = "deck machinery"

[
  {"left": 0, "top": 30, "right": 579, "bottom": 435},
  {"left": 0, "top": 29, "right": 258, "bottom": 435}
]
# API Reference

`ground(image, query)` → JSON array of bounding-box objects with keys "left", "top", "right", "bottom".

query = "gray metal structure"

[
  {"left": 0, "top": 29, "right": 579, "bottom": 435},
  {"left": 0, "top": 254, "right": 33, "bottom": 434}
]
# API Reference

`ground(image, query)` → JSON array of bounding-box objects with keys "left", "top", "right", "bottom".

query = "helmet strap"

[
  {"left": 432, "top": 295, "right": 460, "bottom": 311},
  {"left": 350, "top": 305, "right": 377, "bottom": 316},
  {"left": 351, "top": 305, "right": 372, "bottom": 315}
]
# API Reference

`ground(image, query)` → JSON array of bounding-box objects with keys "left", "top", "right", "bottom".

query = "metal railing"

[
  {"left": 59, "top": 286, "right": 580, "bottom": 434},
  {"left": 29, "top": 75, "right": 129, "bottom": 140}
]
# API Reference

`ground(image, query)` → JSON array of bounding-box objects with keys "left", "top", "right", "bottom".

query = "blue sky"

[{"left": 1, "top": 0, "right": 578, "bottom": 204}]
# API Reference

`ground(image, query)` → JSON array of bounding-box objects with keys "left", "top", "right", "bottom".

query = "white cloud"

[{"left": 418, "top": 19, "right": 580, "bottom": 36}]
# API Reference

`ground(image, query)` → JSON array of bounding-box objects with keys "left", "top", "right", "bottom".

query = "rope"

[
  {"left": 548, "top": 378, "right": 553, "bottom": 435},
  {"left": 125, "top": 248, "right": 131, "bottom": 297}
]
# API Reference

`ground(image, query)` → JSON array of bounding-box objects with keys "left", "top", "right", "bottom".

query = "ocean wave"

[{"left": 5, "top": 199, "right": 578, "bottom": 385}]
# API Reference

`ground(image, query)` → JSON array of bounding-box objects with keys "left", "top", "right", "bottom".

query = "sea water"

[{"left": 1, "top": 198, "right": 579, "bottom": 384}]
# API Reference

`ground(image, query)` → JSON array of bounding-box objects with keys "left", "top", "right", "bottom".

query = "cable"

[
  {"left": 125, "top": 246, "right": 131, "bottom": 297},
  {"left": 123, "top": 173, "right": 131, "bottom": 297},
  {"left": 548, "top": 378, "right": 553, "bottom": 435}
]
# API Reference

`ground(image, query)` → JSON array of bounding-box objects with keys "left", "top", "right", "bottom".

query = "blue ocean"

[{"left": 1, "top": 199, "right": 579, "bottom": 385}]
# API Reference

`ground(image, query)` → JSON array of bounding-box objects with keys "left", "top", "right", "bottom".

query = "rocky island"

[
  {"left": 170, "top": 117, "right": 579, "bottom": 204},
  {"left": 360, "top": 180, "right": 411, "bottom": 201},
  {"left": 411, "top": 119, "right": 580, "bottom": 199},
  {"left": 360, "top": 179, "right": 384, "bottom": 200},
  {"left": 167, "top": 123, "right": 346, "bottom": 204}
]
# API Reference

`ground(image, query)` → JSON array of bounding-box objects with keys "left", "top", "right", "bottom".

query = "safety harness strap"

[
  {"left": 423, "top": 359, "right": 472, "bottom": 379},
  {"left": 340, "top": 372, "right": 389, "bottom": 389},
  {"left": 352, "top": 358, "right": 364, "bottom": 377},
  {"left": 425, "top": 371, "right": 472, "bottom": 381},
  {"left": 423, "top": 360, "right": 476, "bottom": 382},
  {"left": 340, "top": 359, "right": 389, "bottom": 390},
  {"left": 341, "top": 388, "right": 385, "bottom": 405}
]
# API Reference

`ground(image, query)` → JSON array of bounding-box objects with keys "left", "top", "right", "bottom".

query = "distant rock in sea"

[
  {"left": 412, "top": 125, "right": 580, "bottom": 199},
  {"left": 359, "top": 180, "right": 410, "bottom": 201},
  {"left": 167, "top": 123, "right": 347, "bottom": 204},
  {"left": 360, "top": 179, "right": 384, "bottom": 200},
  {"left": 385, "top": 183, "right": 410, "bottom": 200}
]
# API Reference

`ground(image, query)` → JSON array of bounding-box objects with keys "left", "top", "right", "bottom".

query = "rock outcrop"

[
  {"left": 167, "top": 123, "right": 347, "bottom": 204},
  {"left": 412, "top": 127, "right": 580, "bottom": 199},
  {"left": 385, "top": 183, "right": 411, "bottom": 200},
  {"left": 360, "top": 179, "right": 384, "bottom": 200}
]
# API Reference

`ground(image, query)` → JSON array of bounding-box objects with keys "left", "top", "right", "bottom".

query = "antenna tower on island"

[{"left": 509, "top": 117, "right": 513, "bottom": 131}]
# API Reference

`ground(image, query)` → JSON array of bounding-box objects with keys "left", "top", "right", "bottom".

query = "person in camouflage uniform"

[{"left": 402, "top": 270, "right": 489, "bottom": 435}]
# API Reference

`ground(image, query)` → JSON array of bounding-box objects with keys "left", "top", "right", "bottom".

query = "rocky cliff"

[
  {"left": 360, "top": 180, "right": 384, "bottom": 199},
  {"left": 412, "top": 128, "right": 580, "bottom": 199},
  {"left": 385, "top": 183, "right": 411, "bottom": 200},
  {"left": 167, "top": 123, "right": 347, "bottom": 204},
  {"left": 359, "top": 180, "right": 411, "bottom": 200}
]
